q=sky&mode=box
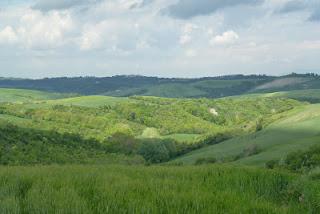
[0,0,319,78]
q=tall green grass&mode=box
[0,165,319,213]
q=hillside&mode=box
[173,104,320,166]
[0,88,320,213]
[0,92,301,143]
[0,74,319,99]
[0,88,71,103]
[0,123,142,165]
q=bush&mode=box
[265,160,278,169]
[137,140,170,163]
[105,132,138,155]
[195,157,217,165]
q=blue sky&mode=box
[0,0,319,78]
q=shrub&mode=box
[105,132,138,155]
[195,157,217,165]
[137,140,170,163]
[265,160,278,169]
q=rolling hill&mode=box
[0,88,71,103]
[0,91,301,142]
[1,73,319,99]
[173,104,320,166]
[0,86,320,213]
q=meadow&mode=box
[0,165,319,214]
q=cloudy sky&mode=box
[0,0,319,78]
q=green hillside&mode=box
[0,165,319,213]
[0,88,70,103]
[1,74,319,99]
[0,123,143,165]
[0,87,320,213]
[268,89,320,103]
[0,95,301,142]
[173,104,320,166]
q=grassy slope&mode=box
[0,88,69,103]
[0,165,319,213]
[267,89,320,103]
[174,104,320,166]
[251,76,320,93]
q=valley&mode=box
[0,76,320,213]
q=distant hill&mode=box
[0,74,270,98]
[3,73,319,98]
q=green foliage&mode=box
[137,139,177,163]
[195,157,217,165]
[282,145,320,172]
[0,124,144,165]
[0,95,300,144]
[266,160,279,169]
[104,132,138,155]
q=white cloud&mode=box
[0,26,18,44]
[185,49,197,57]
[210,30,239,45]
[0,0,319,78]
[79,19,140,51]
[179,34,191,45]
[17,10,74,49]
[179,23,198,45]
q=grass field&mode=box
[0,88,70,103]
[0,165,319,213]
[173,104,320,166]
